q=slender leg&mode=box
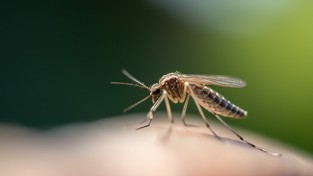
[181,94,190,126]
[136,92,166,130]
[194,100,220,138]
[185,83,220,138]
[180,83,196,126]
[136,118,152,130]
[164,91,173,123]
[212,113,281,156]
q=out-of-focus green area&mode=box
[1,1,313,154]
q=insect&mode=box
[112,69,281,156]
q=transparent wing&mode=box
[180,74,246,88]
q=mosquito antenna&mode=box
[123,94,151,112]
[111,82,148,90]
[121,69,150,90]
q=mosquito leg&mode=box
[213,113,281,156]
[138,117,149,125]
[164,91,173,124]
[194,101,221,138]
[181,94,190,126]
[136,118,152,130]
[214,113,251,144]
[181,83,196,127]
[185,83,220,138]
[136,92,166,130]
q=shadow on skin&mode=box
[0,113,312,176]
[147,124,279,156]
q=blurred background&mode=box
[1,0,313,155]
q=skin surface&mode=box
[0,113,312,176]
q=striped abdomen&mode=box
[190,84,247,118]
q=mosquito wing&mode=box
[180,74,246,88]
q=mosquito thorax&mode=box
[159,73,179,84]
[160,74,183,91]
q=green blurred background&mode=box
[1,1,313,154]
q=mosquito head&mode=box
[150,83,162,103]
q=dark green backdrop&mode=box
[1,1,313,155]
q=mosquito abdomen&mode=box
[191,84,247,118]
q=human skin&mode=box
[0,113,312,176]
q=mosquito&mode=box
[111,69,281,156]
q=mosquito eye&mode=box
[152,88,161,95]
